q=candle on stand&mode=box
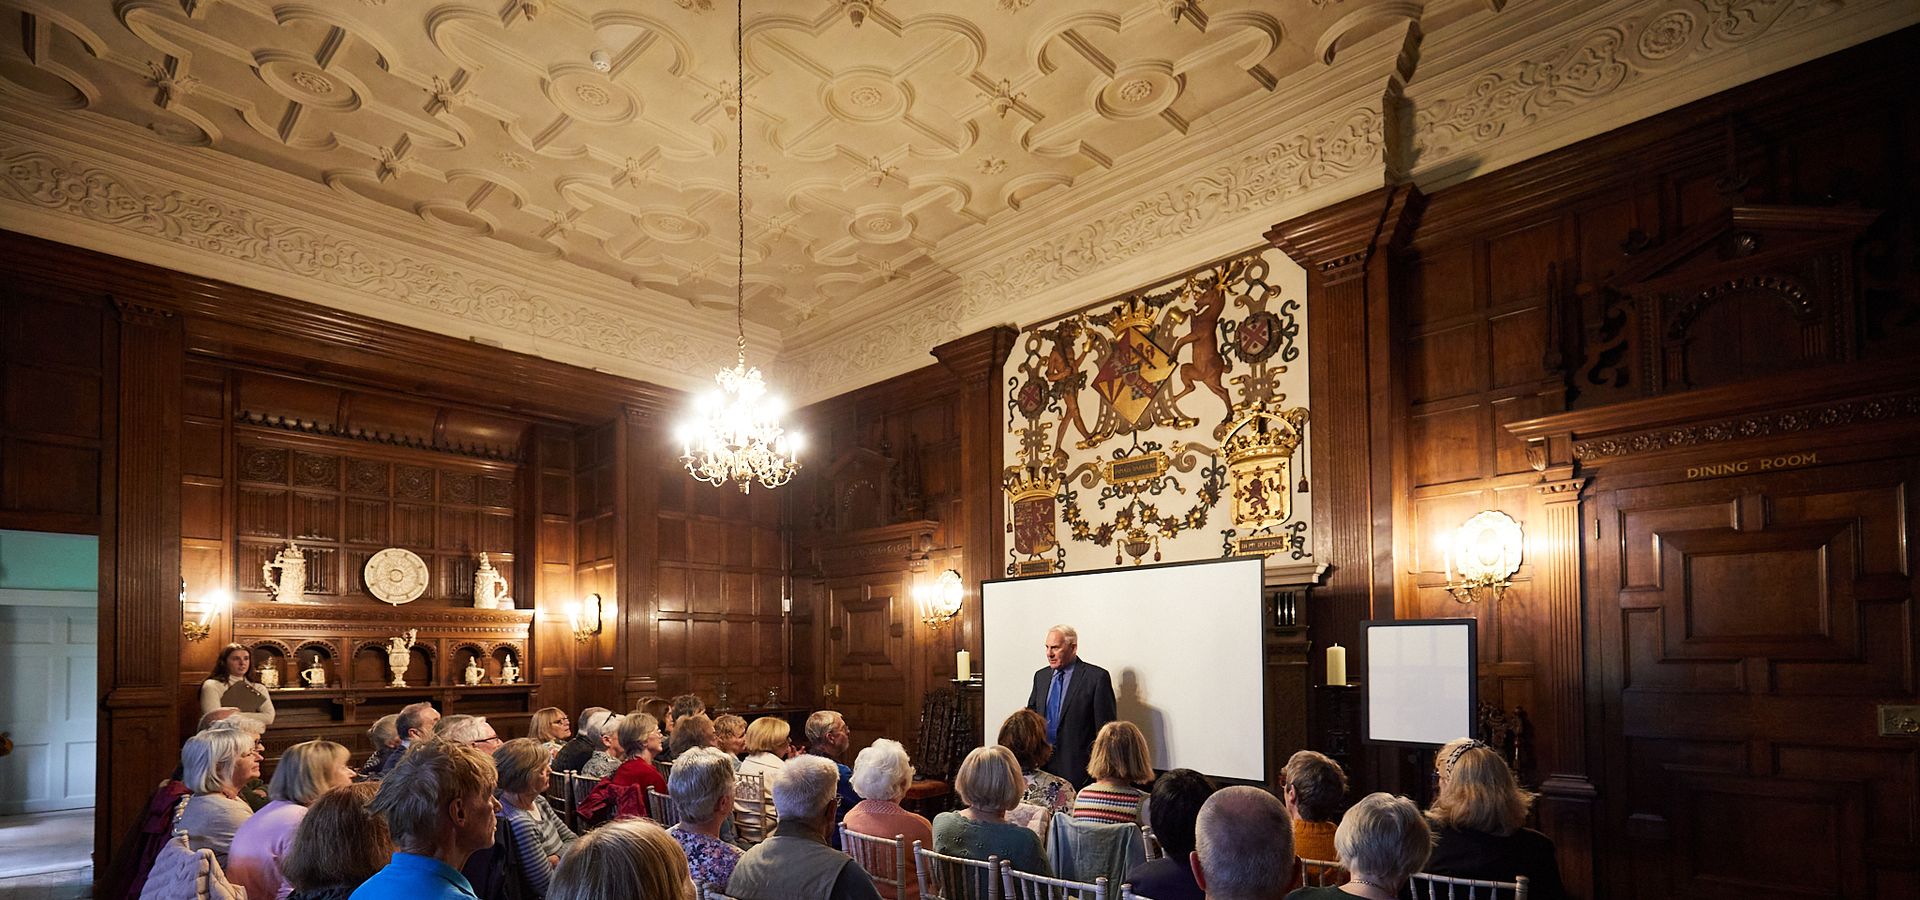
[1326,643,1347,687]
[956,649,972,681]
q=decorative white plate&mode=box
[364,548,430,606]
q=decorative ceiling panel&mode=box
[0,0,1324,327]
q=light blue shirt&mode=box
[349,852,479,900]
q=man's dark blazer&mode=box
[1026,659,1117,789]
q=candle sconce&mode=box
[915,569,965,629]
[182,585,230,642]
[1443,511,1524,605]
[569,592,612,643]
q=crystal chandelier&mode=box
[677,0,800,493]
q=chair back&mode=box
[1300,857,1348,887]
[1045,812,1145,887]
[1117,886,1155,900]
[1407,872,1531,899]
[646,787,681,825]
[999,859,1106,900]
[913,841,1000,900]
[698,883,742,900]
[1138,826,1161,860]
[732,772,770,845]
[841,826,911,898]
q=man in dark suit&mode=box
[1026,624,1117,788]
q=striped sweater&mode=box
[1070,784,1148,825]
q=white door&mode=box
[0,598,97,814]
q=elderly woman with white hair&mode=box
[228,739,355,900]
[177,726,262,866]
[842,738,933,895]
[665,747,744,888]
[1283,792,1431,900]
[726,754,883,900]
[932,745,1049,887]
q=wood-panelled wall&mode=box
[1269,27,1920,900]
[0,230,786,882]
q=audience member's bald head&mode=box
[197,707,240,731]
[1192,785,1294,900]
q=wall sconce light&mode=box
[183,586,231,641]
[1444,511,1524,604]
[569,593,611,643]
[916,569,965,629]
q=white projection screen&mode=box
[981,557,1266,782]
[1363,619,1478,748]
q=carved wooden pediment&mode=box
[1575,204,1882,400]
[810,520,943,577]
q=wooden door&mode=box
[821,573,913,750]
[1593,458,1920,898]
[0,600,98,814]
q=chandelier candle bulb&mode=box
[957,649,971,681]
[1326,643,1347,687]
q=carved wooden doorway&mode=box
[820,571,913,749]
[1591,456,1919,898]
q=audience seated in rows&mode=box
[736,716,792,839]
[547,819,694,900]
[493,737,578,895]
[1424,738,1565,899]
[1194,785,1296,900]
[179,726,263,867]
[1284,792,1428,900]
[283,783,391,900]
[665,747,744,887]
[1283,750,1350,882]
[728,754,882,900]
[359,715,402,780]
[228,739,354,900]
[1125,768,1216,900]
[932,745,1049,884]
[355,740,498,900]
[804,710,862,842]
[528,708,571,759]
[1071,720,1154,825]
[843,738,933,899]
[577,709,625,780]
[551,706,609,773]
[668,713,716,760]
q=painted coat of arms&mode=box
[1003,250,1311,573]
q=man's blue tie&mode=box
[1045,668,1065,744]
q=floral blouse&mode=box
[668,824,742,888]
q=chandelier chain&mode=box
[735,0,745,363]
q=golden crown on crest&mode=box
[1221,400,1310,467]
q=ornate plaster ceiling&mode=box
[0,0,1912,400]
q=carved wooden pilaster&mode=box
[1267,185,1423,789]
[1533,472,1597,900]
[931,326,1017,667]
[101,296,185,875]
[618,404,662,706]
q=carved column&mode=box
[100,297,184,875]
[1267,185,1424,790]
[1521,430,1597,899]
[932,326,1017,670]
[617,403,664,707]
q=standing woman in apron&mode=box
[201,642,277,727]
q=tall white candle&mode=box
[1326,643,1347,687]
[956,649,972,681]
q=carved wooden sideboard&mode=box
[232,601,535,760]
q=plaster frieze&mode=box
[0,112,767,393]
[1407,0,1919,187]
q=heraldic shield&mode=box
[1005,463,1061,558]
[1230,460,1292,532]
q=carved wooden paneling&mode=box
[1593,459,1917,899]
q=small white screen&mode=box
[1364,621,1475,746]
